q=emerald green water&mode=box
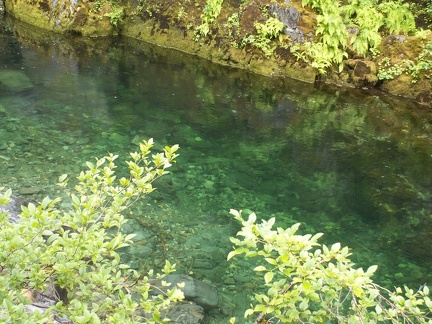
[1,19,432,322]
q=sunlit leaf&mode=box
[264,272,274,284]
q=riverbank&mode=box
[2,0,432,106]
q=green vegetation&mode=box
[295,0,416,73]
[223,4,286,56]
[1,140,432,322]
[195,0,224,39]
[189,0,422,77]
[378,41,432,82]
[228,209,432,323]
[427,2,432,27]
[243,17,285,56]
[0,139,182,323]
[4,0,432,96]
[105,6,125,27]
[89,0,125,28]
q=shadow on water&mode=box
[1,15,432,322]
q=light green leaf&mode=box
[264,258,278,266]
[366,265,378,276]
[264,272,274,284]
[244,309,254,318]
[71,194,80,206]
[227,250,241,260]
[299,299,308,311]
[375,304,382,315]
[247,212,257,224]
[86,161,94,170]
[331,242,341,252]
[124,233,136,242]
[41,196,52,209]
[353,286,363,297]
[302,281,312,291]
[58,174,68,183]
[42,230,54,236]
[27,203,36,214]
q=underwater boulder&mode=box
[0,69,33,91]
[152,274,219,310]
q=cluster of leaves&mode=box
[427,1,432,27]
[228,209,432,323]
[224,13,240,38]
[105,6,126,27]
[3,139,432,323]
[195,0,225,39]
[378,41,432,82]
[242,17,285,56]
[294,0,416,73]
[89,0,125,27]
[0,139,182,323]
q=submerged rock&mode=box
[0,70,33,91]
[153,274,219,310]
[18,186,41,195]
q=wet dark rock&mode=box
[345,59,378,87]
[0,195,34,223]
[385,35,407,44]
[162,302,205,324]
[416,91,432,105]
[269,3,304,42]
[193,260,214,269]
[23,278,71,323]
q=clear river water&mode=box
[1,17,431,323]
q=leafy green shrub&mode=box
[426,2,432,28]
[195,0,224,39]
[0,139,182,323]
[292,41,344,74]
[298,0,416,73]
[377,57,405,80]
[378,1,416,35]
[344,5,383,56]
[104,6,125,27]
[89,0,125,27]
[252,17,285,56]
[378,42,432,82]
[228,209,432,323]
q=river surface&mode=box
[1,18,432,322]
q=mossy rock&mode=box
[377,35,432,104]
[5,0,114,36]
[0,70,33,91]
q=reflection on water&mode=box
[1,18,432,322]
